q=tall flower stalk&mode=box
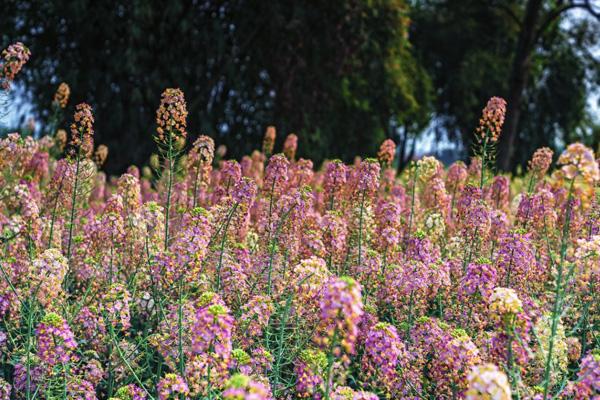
[474,96,506,189]
[355,159,379,267]
[542,143,599,399]
[65,103,95,262]
[315,277,363,400]
[155,88,188,250]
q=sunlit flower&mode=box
[36,312,77,367]
[294,348,326,398]
[377,139,396,168]
[53,82,71,108]
[489,287,522,317]
[475,97,507,143]
[94,144,109,167]
[557,143,599,183]
[69,103,95,157]
[1,42,30,90]
[465,363,511,400]
[315,276,363,358]
[262,125,276,156]
[528,147,553,179]
[155,88,188,144]
[283,133,298,161]
[157,373,189,400]
[222,374,272,400]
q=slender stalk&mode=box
[192,160,202,209]
[357,189,366,268]
[215,202,239,291]
[506,317,516,396]
[449,187,457,221]
[66,129,84,261]
[61,361,68,399]
[406,164,419,244]
[164,135,174,250]
[579,279,595,359]
[504,246,517,287]
[405,290,415,342]
[47,173,66,249]
[25,301,35,400]
[266,204,296,295]
[542,179,575,399]
[323,328,339,400]
[266,178,276,244]
[177,278,185,377]
[47,103,60,137]
[479,138,487,190]
[271,292,294,386]
[106,319,155,399]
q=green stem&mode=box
[504,246,517,287]
[542,179,575,399]
[25,301,35,400]
[66,129,84,262]
[177,278,185,377]
[506,318,516,394]
[266,204,296,295]
[215,202,239,291]
[271,292,294,385]
[192,161,202,209]
[324,328,339,400]
[47,172,66,249]
[479,138,487,190]
[357,189,366,268]
[406,164,419,243]
[164,135,174,250]
[405,290,415,342]
[266,178,276,244]
[106,319,155,399]
[579,279,594,359]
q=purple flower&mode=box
[157,373,189,400]
[316,277,363,358]
[36,312,77,367]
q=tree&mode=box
[498,0,600,170]
[410,0,599,170]
[1,0,432,173]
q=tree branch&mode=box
[536,0,600,43]
[490,2,523,28]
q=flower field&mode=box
[1,43,600,400]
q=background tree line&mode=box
[1,0,599,174]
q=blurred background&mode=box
[1,0,599,174]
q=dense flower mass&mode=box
[475,96,507,143]
[222,374,272,400]
[316,276,363,358]
[489,287,523,317]
[36,312,77,367]
[69,102,95,156]
[0,42,30,90]
[53,82,71,109]
[377,139,396,168]
[157,373,189,399]
[465,363,511,400]
[558,142,599,183]
[0,90,598,399]
[155,88,188,143]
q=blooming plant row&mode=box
[0,42,599,400]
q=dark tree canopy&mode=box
[410,0,600,169]
[1,0,432,174]
[2,0,599,173]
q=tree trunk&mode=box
[499,0,544,171]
